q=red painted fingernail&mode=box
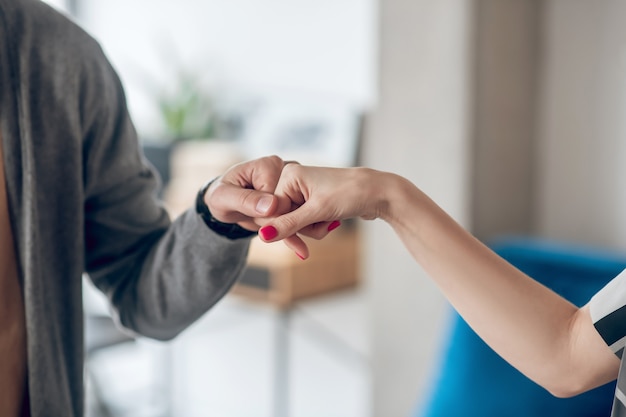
[327,220,341,232]
[259,225,278,241]
[295,252,306,260]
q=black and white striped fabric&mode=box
[591,269,626,416]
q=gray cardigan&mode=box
[0,1,250,415]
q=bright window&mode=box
[40,0,70,14]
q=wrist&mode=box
[196,179,258,240]
[378,172,423,227]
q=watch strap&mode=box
[196,178,258,240]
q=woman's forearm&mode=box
[258,165,619,395]
[379,172,619,396]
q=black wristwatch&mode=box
[196,178,258,240]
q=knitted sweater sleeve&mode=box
[78,28,250,341]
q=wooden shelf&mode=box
[234,227,361,308]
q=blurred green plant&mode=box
[157,71,220,142]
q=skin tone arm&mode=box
[256,164,620,397]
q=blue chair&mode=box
[417,236,626,417]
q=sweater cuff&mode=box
[195,179,258,240]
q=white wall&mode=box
[365,1,626,415]
[537,0,626,250]
[77,0,376,139]
[471,0,541,241]
[364,1,473,416]
[41,0,69,13]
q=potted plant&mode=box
[157,70,220,143]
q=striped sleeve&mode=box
[590,268,626,358]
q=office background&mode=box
[42,1,626,416]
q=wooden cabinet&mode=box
[234,227,361,308]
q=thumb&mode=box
[209,184,278,223]
[237,188,278,218]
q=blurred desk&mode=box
[234,227,361,417]
[235,227,360,307]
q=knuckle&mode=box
[282,162,301,178]
[264,155,284,168]
[279,215,300,233]
[238,189,255,209]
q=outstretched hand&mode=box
[205,157,394,259]
[255,164,392,258]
